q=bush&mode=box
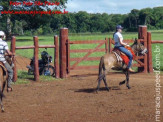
[156,20,163,29]
[37,27,43,35]
[126,27,137,32]
[42,25,53,35]
[148,25,157,30]
[24,30,32,36]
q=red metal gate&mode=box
[59,28,108,78]
[67,38,108,71]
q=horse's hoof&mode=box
[1,108,5,112]
[106,88,110,92]
[119,81,125,86]
[127,86,131,89]
[95,89,99,93]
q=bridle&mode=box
[131,41,147,56]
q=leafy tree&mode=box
[0,0,67,39]
[75,11,91,32]
[1,4,163,34]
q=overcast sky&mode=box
[66,0,163,14]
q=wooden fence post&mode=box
[59,28,68,78]
[67,39,70,74]
[147,32,153,73]
[105,38,108,53]
[54,35,60,78]
[11,36,17,82]
[34,36,39,81]
[109,38,112,53]
[138,25,148,73]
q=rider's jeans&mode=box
[115,46,133,68]
[4,62,13,88]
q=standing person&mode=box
[113,25,134,72]
[0,31,14,91]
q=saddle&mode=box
[112,47,136,65]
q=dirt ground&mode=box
[15,55,31,71]
[0,68,163,122]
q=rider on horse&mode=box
[0,31,14,91]
[113,25,135,72]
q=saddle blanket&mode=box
[112,47,136,65]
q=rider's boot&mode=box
[128,68,135,72]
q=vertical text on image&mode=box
[154,45,162,122]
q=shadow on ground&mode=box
[74,86,121,93]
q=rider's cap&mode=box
[116,25,123,30]
[0,31,5,36]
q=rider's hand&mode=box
[9,52,13,56]
[126,44,130,47]
[12,53,15,56]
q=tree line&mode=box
[0,4,163,35]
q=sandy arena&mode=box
[0,65,162,122]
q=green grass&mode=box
[15,70,32,84]
[7,30,163,83]
[14,70,60,84]
[9,32,139,63]
[148,29,163,33]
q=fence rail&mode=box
[11,26,163,80]
[151,40,163,44]
[11,35,60,82]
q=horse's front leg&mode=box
[0,82,6,112]
[126,70,131,89]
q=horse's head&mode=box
[131,39,148,55]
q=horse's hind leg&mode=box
[96,70,105,92]
[126,70,131,89]
[103,71,110,91]
[119,69,127,86]
[96,76,102,92]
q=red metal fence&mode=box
[11,26,163,80]
[59,28,108,78]
[60,25,162,78]
[11,35,59,81]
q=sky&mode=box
[66,0,163,14]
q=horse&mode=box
[0,55,13,112]
[96,39,148,92]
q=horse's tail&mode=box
[97,56,105,81]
